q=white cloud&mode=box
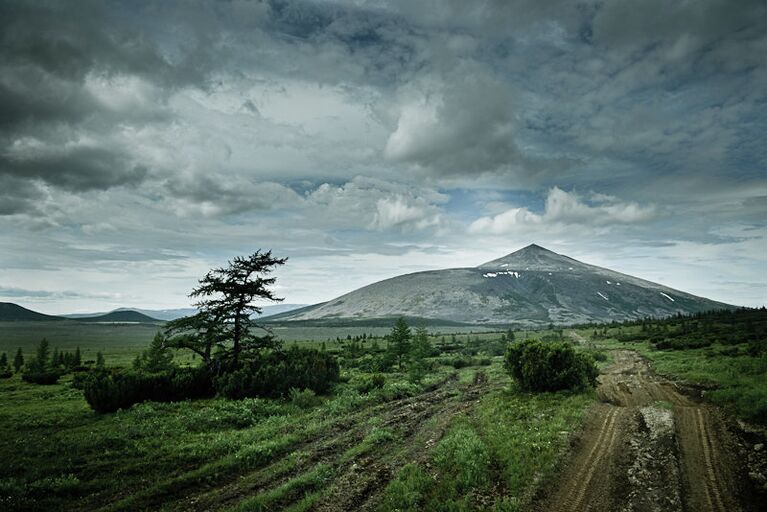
[306,176,447,232]
[468,187,657,235]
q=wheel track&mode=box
[533,350,752,512]
[695,407,728,512]
[568,407,620,511]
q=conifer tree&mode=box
[96,352,105,368]
[388,318,412,370]
[139,332,174,373]
[165,250,287,369]
[32,338,51,372]
[13,348,23,373]
[408,326,432,383]
[74,347,81,367]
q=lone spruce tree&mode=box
[388,317,412,370]
[165,250,287,369]
[13,348,23,373]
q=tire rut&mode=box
[173,376,465,511]
[533,350,754,512]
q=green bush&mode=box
[83,366,213,413]
[356,353,396,373]
[214,347,340,400]
[21,371,62,385]
[504,339,598,392]
[353,373,386,393]
[289,388,322,409]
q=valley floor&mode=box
[2,325,766,510]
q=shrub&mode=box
[21,371,61,385]
[357,353,395,373]
[83,366,213,413]
[504,339,598,392]
[214,347,340,400]
[289,388,322,409]
[354,373,386,393]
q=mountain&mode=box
[270,244,734,326]
[0,302,66,322]
[63,304,308,321]
[76,310,162,323]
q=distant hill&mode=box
[272,244,735,326]
[0,302,66,322]
[64,304,308,321]
[64,307,197,321]
[76,310,162,323]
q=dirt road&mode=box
[534,350,755,512]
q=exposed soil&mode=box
[169,373,496,511]
[532,350,762,512]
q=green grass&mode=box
[341,427,396,461]
[232,464,334,512]
[378,384,594,511]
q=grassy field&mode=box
[0,324,598,511]
[0,321,503,367]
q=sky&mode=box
[1,0,766,314]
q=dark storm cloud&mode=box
[0,175,45,215]
[1,147,148,192]
[0,0,215,196]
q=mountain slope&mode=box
[273,244,733,326]
[0,302,66,322]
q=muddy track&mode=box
[312,380,500,512]
[533,350,756,512]
[172,375,489,511]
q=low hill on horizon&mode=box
[76,310,162,324]
[270,244,735,326]
[0,302,67,322]
[63,303,308,321]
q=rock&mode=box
[754,443,764,452]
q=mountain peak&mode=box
[515,243,553,254]
[478,244,584,271]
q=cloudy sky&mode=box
[1,0,766,314]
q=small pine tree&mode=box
[408,326,433,383]
[13,348,24,373]
[0,353,8,370]
[388,318,412,370]
[51,347,60,368]
[506,329,515,342]
[96,352,105,368]
[74,347,81,367]
[33,338,51,372]
[140,332,174,373]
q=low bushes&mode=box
[83,366,213,413]
[215,347,340,400]
[504,339,598,392]
[353,373,386,394]
[21,371,62,385]
[82,347,340,413]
